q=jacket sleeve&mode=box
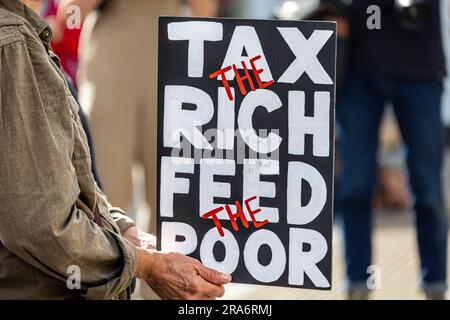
[0,37,136,300]
[95,184,137,235]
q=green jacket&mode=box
[0,0,137,300]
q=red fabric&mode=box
[43,0,82,86]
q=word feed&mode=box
[157,17,336,290]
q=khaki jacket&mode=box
[0,0,137,300]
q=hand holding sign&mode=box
[157,17,336,290]
[135,248,231,300]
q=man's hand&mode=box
[135,248,231,300]
[124,226,231,300]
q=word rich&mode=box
[157,17,336,290]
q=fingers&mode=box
[148,253,231,300]
[196,264,232,285]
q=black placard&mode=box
[157,17,336,290]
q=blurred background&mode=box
[22,0,450,300]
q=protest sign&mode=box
[157,17,336,290]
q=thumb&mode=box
[197,265,232,285]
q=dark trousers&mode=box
[336,73,449,293]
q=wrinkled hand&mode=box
[127,226,231,299]
[139,250,231,300]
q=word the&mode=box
[209,55,274,101]
[202,196,268,237]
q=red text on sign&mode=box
[209,55,275,101]
[201,196,269,237]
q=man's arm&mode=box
[99,183,231,300]
[105,204,232,300]
[0,36,136,300]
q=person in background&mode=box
[330,0,448,299]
